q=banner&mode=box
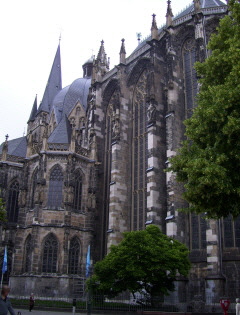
[86,245,91,278]
[2,246,7,274]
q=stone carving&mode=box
[112,116,120,139]
[18,189,26,207]
[147,100,156,123]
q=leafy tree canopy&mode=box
[169,0,240,218]
[87,225,190,299]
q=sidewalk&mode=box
[16,310,100,315]
[16,309,135,315]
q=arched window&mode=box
[68,237,80,274]
[47,165,64,209]
[42,234,58,273]
[7,180,19,223]
[30,169,38,209]
[25,235,32,272]
[223,215,240,248]
[190,214,207,250]
[73,171,82,211]
[183,38,198,117]
[132,70,148,231]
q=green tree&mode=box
[0,198,6,223]
[169,0,240,218]
[87,225,190,303]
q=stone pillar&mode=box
[107,141,128,248]
[146,107,165,229]
[205,219,225,301]
[165,31,187,243]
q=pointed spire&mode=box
[97,40,106,63]
[28,95,38,123]
[119,39,126,64]
[151,14,158,40]
[166,0,174,27]
[193,0,201,13]
[2,134,9,161]
[96,40,109,71]
[37,43,62,114]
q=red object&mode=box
[220,298,230,315]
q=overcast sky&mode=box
[0,0,214,142]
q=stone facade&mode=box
[0,0,239,304]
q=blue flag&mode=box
[86,245,91,278]
[2,247,7,274]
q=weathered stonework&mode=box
[1,0,238,304]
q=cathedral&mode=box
[0,0,239,304]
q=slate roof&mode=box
[0,136,27,158]
[130,0,227,56]
[62,78,91,114]
[176,0,226,18]
[51,77,91,124]
[48,115,72,144]
[37,44,62,114]
[52,86,70,123]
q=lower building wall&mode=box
[9,275,86,298]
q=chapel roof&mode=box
[0,136,27,158]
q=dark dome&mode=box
[52,77,91,123]
[83,56,94,65]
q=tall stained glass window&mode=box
[7,180,19,223]
[42,234,58,273]
[183,38,198,116]
[47,165,63,209]
[223,215,240,248]
[68,237,80,274]
[132,70,148,230]
[190,213,207,250]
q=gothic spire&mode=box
[119,39,126,64]
[166,0,173,27]
[97,40,106,63]
[151,14,158,40]
[37,43,62,114]
[96,40,109,70]
[28,94,38,123]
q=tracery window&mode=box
[42,234,58,273]
[47,165,64,209]
[190,213,207,250]
[30,169,38,209]
[183,38,198,117]
[223,215,240,248]
[68,237,80,274]
[25,234,32,272]
[7,180,19,223]
[132,70,148,230]
[73,171,82,211]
